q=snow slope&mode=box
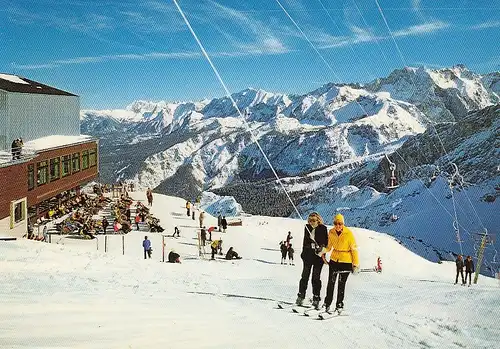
[1,192,498,349]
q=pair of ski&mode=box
[276,302,346,320]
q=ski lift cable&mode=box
[374,0,498,265]
[317,0,377,80]
[272,0,476,240]
[373,0,469,253]
[373,0,492,239]
[172,0,306,223]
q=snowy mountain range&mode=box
[81,65,500,274]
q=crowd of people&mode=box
[25,193,113,241]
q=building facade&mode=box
[0,74,98,238]
[0,73,80,151]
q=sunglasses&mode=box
[309,219,318,222]
[334,222,344,226]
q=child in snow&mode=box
[288,244,294,265]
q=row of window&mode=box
[28,148,97,190]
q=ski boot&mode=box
[335,302,344,315]
[295,295,304,306]
[312,296,321,310]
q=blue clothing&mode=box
[143,239,151,250]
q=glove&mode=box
[352,265,360,275]
[314,245,323,255]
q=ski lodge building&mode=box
[0,73,99,238]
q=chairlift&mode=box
[385,154,399,190]
[448,163,464,189]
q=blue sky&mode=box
[1,0,499,109]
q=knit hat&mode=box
[334,213,344,224]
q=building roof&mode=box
[25,135,96,152]
[0,135,97,166]
[0,73,77,96]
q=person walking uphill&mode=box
[143,236,152,259]
[322,213,359,314]
[296,212,328,310]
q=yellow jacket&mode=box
[211,240,221,249]
[325,226,359,266]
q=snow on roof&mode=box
[0,73,29,85]
[24,135,96,152]
[0,73,77,96]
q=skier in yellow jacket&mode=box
[321,213,359,314]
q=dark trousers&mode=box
[187,208,190,216]
[136,222,139,230]
[324,261,352,308]
[298,250,324,299]
[211,247,217,260]
[456,269,465,284]
[465,271,473,285]
[144,249,151,259]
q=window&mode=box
[28,164,34,190]
[61,155,71,177]
[37,161,48,186]
[49,157,60,182]
[89,148,97,167]
[72,153,80,173]
[82,150,89,170]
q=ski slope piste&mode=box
[0,192,498,349]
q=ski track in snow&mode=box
[0,192,498,349]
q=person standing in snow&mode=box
[288,244,295,265]
[322,213,359,313]
[200,226,207,246]
[146,188,153,206]
[464,255,474,286]
[296,212,328,309]
[285,231,293,248]
[42,224,49,243]
[217,213,222,232]
[102,217,109,234]
[280,241,288,264]
[143,236,152,259]
[135,214,141,231]
[455,254,465,285]
[376,256,382,273]
[221,216,228,233]
[199,211,205,228]
[186,201,191,217]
